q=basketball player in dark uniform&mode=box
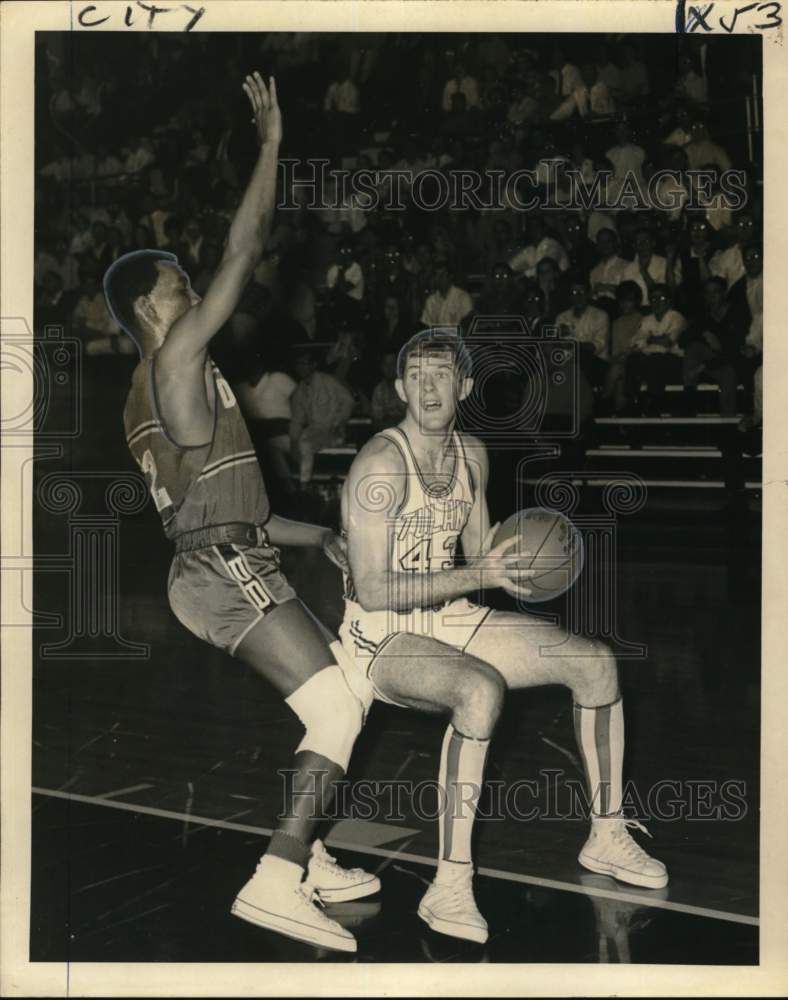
[340,328,668,944]
[104,75,379,953]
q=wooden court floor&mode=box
[30,469,761,964]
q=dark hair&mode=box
[103,249,177,353]
[616,279,643,304]
[567,270,589,290]
[705,275,728,293]
[396,328,473,380]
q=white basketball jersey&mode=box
[382,426,475,576]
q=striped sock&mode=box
[437,724,490,876]
[573,697,625,817]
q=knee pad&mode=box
[285,664,363,771]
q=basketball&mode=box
[493,507,584,602]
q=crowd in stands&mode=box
[34,31,763,493]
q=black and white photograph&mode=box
[1,1,787,995]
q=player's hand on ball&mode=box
[322,531,349,573]
[470,523,534,599]
[243,72,282,146]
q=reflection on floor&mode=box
[31,797,757,965]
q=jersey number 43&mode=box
[398,537,456,572]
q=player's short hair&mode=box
[103,249,177,353]
[396,328,473,381]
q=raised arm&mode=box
[158,73,282,370]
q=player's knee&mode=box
[573,639,619,701]
[453,664,505,737]
[285,664,363,772]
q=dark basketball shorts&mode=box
[168,542,297,655]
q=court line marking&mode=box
[96,783,154,800]
[31,787,758,928]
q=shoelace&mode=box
[298,881,335,921]
[609,819,653,861]
[312,844,364,880]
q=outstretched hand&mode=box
[243,72,282,147]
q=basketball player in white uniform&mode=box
[340,328,667,944]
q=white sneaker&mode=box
[417,867,488,944]
[231,866,357,953]
[306,839,381,903]
[578,816,668,889]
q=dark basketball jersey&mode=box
[124,354,270,539]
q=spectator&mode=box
[140,194,172,246]
[96,143,124,180]
[323,68,361,115]
[183,219,204,266]
[235,353,298,504]
[684,121,732,172]
[590,228,629,305]
[289,350,355,487]
[476,261,520,317]
[535,256,569,322]
[709,211,757,288]
[326,328,370,408]
[507,81,539,131]
[556,275,610,386]
[370,351,407,430]
[376,295,412,358]
[326,236,365,325]
[86,221,113,274]
[159,215,185,255]
[732,242,763,406]
[441,61,481,111]
[35,238,75,289]
[440,91,484,142]
[604,120,647,203]
[595,43,622,101]
[548,47,583,98]
[550,62,615,121]
[71,263,131,356]
[682,276,746,417]
[679,216,716,316]
[125,135,156,174]
[622,228,683,307]
[651,146,690,222]
[561,213,598,275]
[619,43,649,100]
[420,262,473,328]
[35,271,78,328]
[508,214,569,279]
[625,284,687,415]
[694,165,733,233]
[663,105,694,148]
[603,280,644,412]
[132,223,155,252]
[675,52,708,106]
